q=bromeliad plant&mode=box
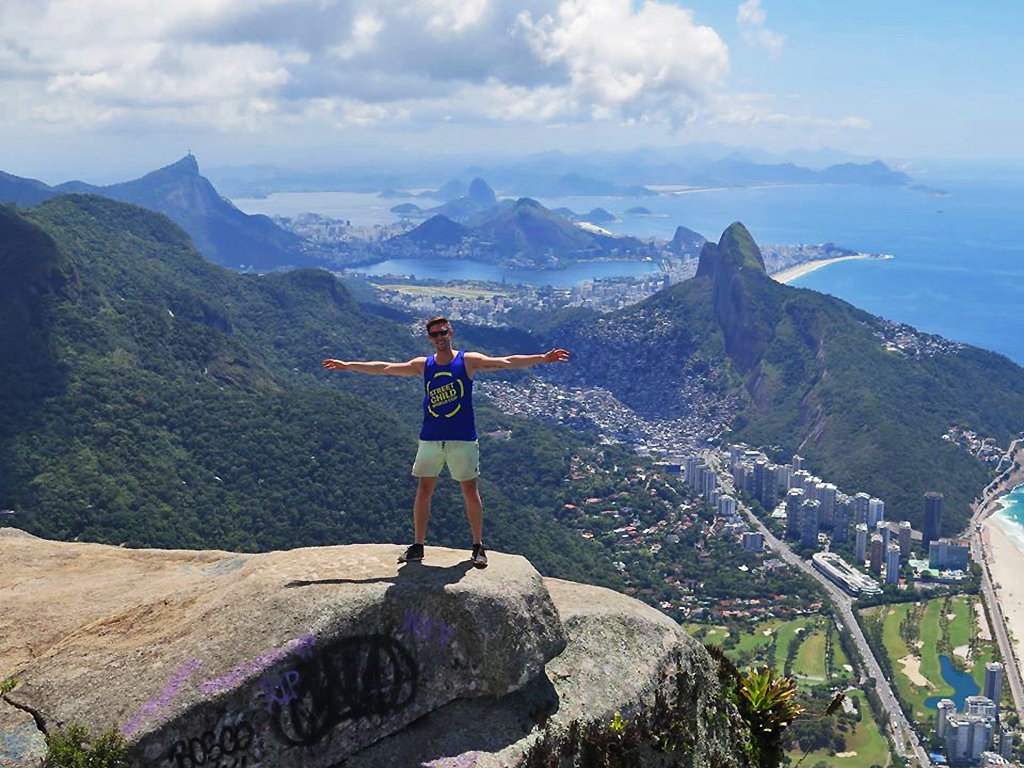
[738,665,804,768]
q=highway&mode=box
[706,451,932,767]
[969,438,1024,719]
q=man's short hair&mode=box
[425,316,449,332]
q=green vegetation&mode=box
[862,595,998,728]
[523,647,758,767]
[551,223,1024,531]
[793,689,891,768]
[0,197,617,585]
[738,665,804,768]
[44,723,129,768]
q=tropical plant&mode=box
[739,665,804,768]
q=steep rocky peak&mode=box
[696,221,766,280]
[696,222,775,374]
[467,177,497,207]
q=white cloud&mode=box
[736,0,784,57]
[0,0,730,134]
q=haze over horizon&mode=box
[3,0,1022,184]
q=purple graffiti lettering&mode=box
[257,668,302,712]
[121,658,202,736]
[402,608,454,649]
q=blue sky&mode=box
[2,0,1021,182]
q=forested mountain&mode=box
[393,197,642,265]
[0,196,617,584]
[0,156,310,270]
[544,223,1024,533]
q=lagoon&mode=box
[924,654,980,712]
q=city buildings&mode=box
[985,662,1005,709]
[886,543,901,584]
[811,552,882,596]
[924,491,944,550]
[855,523,869,563]
[743,531,764,552]
[899,520,913,558]
[930,538,971,571]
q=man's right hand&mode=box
[322,359,349,371]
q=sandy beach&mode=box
[978,439,1024,703]
[983,518,1024,666]
[771,254,887,284]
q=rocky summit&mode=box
[0,528,750,767]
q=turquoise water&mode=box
[924,655,980,711]
[993,484,1024,554]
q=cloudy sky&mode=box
[3,0,1022,181]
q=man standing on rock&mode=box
[323,316,570,568]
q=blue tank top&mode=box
[420,351,477,441]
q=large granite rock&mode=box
[0,529,564,767]
[1,529,752,768]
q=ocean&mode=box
[993,484,1024,553]
[234,172,1024,365]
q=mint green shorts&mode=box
[412,440,480,482]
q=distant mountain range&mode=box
[207,150,914,199]
[388,197,647,267]
[0,155,311,270]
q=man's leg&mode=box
[459,478,483,545]
[414,476,437,544]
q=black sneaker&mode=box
[399,543,424,564]
[471,543,488,569]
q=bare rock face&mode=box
[0,529,564,767]
[1,529,752,768]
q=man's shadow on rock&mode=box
[284,560,475,590]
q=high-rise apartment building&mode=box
[869,534,884,575]
[876,520,891,551]
[937,698,956,738]
[868,497,885,527]
[855,523,869,563]
[924,491,944,549]
[833,495,851,542]
[929,539,971,571]
[786,488,804,540]
[853,492,871,525]
[801,499,821,548]
[886,544,901,584]
[743,531,764,552]
[985,663,1004,707]
[899,520,913,558]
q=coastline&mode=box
[978,440,1024,704]
[771,254,889,284]
[984,512,1024,676]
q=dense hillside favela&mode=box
[2,156,1024,768]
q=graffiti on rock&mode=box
[199,635,315,695]
[122,658,203,737]
[269,634,418,747]
[401,608,454,649]
[166,719,255,768]
[257,669,302,713]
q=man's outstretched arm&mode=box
[464,349,570,376]
[321,357,426,376]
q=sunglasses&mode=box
[428,328,450,338]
